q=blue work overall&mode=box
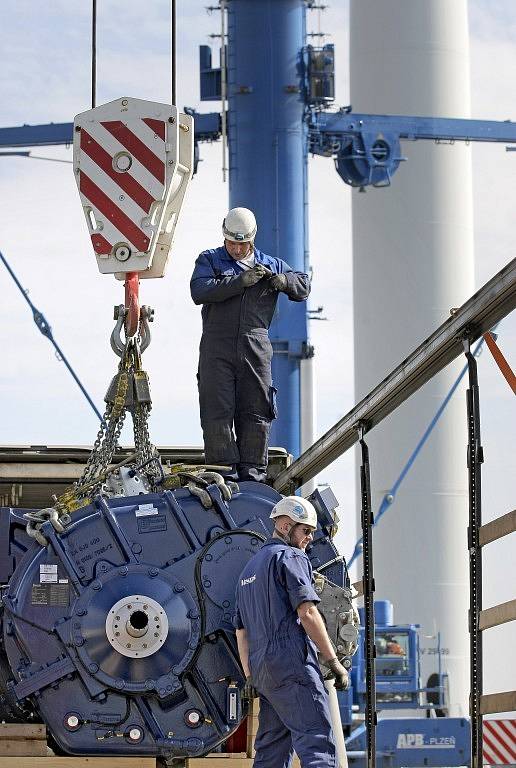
[234,538,336,768]
[190,246,310,482]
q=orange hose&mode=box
[483,332,516,395]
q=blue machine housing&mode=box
[0,482,346,759]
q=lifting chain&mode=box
[24,291,239,544]
[25,306,161,543]
[163,469,239,508]
[71,331,161,505]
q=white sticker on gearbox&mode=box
[40,564,58,583]
[40,564,58,573]
[135,504,159,517]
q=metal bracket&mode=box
[12,656,75,701]
[356,426,377,768]
[464,333,484,768]
[355,419,369,442]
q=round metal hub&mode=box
[112,151,132,173]
[105,594,168,659]
[72,563,201,694]
[114,243,131,261]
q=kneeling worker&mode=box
[190,207,310,482]
[234,496,348,767]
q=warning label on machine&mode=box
[137,514,167,534]
[31,582,69,606]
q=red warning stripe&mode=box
[101,120,165,183]
[484,730,509,764]
[495,722,516,759]
[485,721,516,761]
[90,233,113,256]
[81,129,155,213]
[80,173,150,252]
[484,746,498,766]
[142,118,166,141]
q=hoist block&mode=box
[73,97,194,279]
[0,483,348,760]
[335,131,403,187]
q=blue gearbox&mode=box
[0,482,346,760]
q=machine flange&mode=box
[72,563,200,697]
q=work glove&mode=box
[242,675,258,701]
[239,265,269,287]
[325,657,350,691]
[269,273,288,291]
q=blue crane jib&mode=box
[308,111,516,187]
[2,45,515,191]
[0,114,222,148]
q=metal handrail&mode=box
[274,257,516,493]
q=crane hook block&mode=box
[73,97,194,280]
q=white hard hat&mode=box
[270,496,318,529]
[222,207,257,243]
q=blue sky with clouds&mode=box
[1,1,514,699]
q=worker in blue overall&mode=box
[234,496,349,768]
[190,207,310,482]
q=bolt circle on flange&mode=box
[105,594,168,659]
[72,564,201,696]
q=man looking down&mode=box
[190,207,310,482]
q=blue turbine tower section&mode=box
[226,0,310,458]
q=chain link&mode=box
[55,333,161,518]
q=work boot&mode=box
[237,464,267,483]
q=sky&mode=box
[0,1,514,707]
